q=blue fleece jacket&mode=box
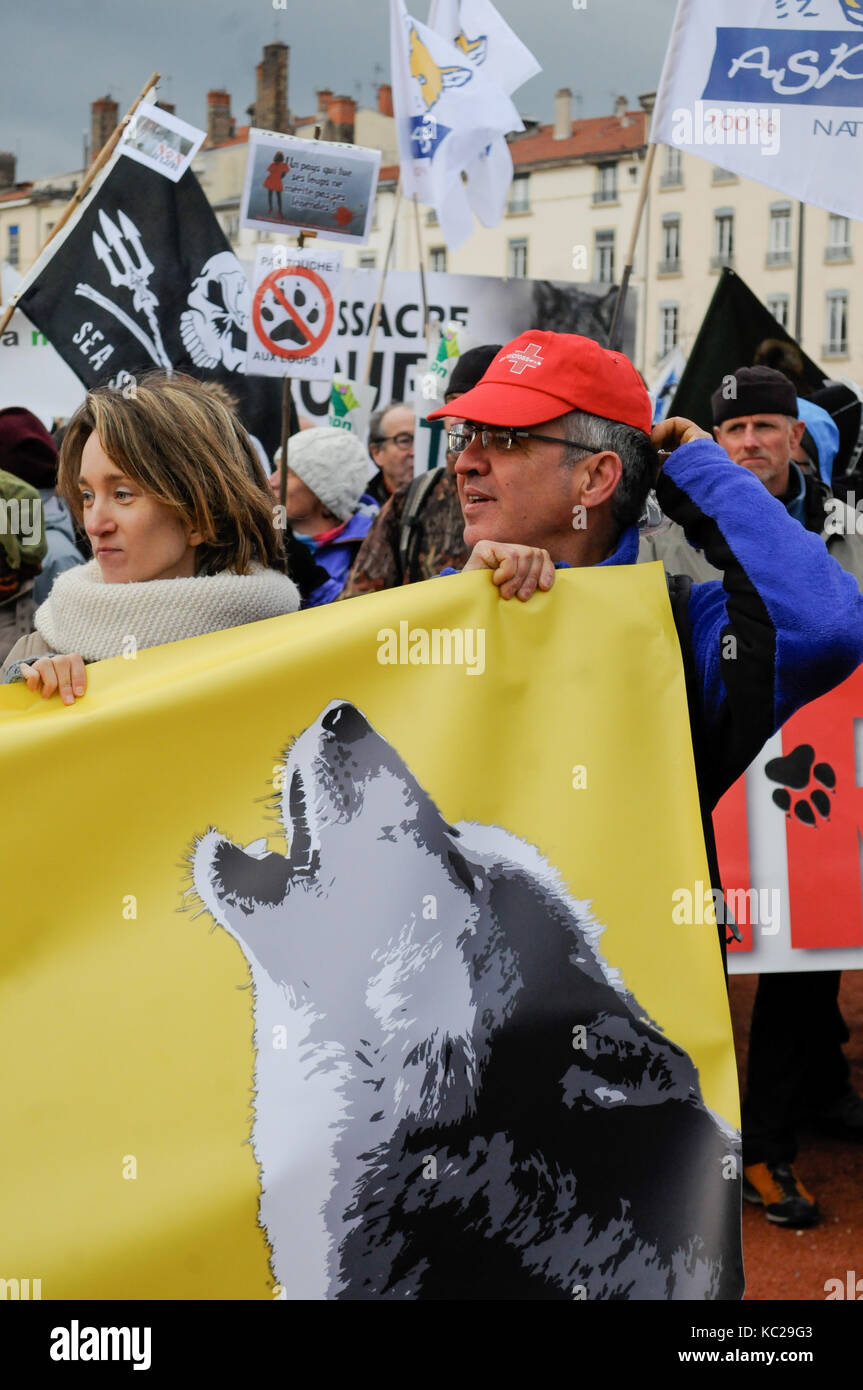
[305,497,378,607]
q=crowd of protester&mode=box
[2,325,862,1242]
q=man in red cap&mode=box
[427,328,863,938]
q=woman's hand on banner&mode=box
[20,654,87,704]
[652,417,712,458]
[462,542,556,601]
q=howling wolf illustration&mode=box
[192,701,742,1300]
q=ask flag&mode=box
[13,153,284,455]
[389,0,524,248]
[651,0,863,221]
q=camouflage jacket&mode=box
[341,467,468,596]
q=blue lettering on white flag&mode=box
[702,28,863,106]
[409,113,451,159]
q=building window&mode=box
[659,215,681,273]
[507,172,530,214]
[7,224,19,267]
[712,167,737,184]
[358,253,377,269]
[429,247,446,272]
[711,210,734,269]
[660,146,682,187]
[508,238,528,278]
[826,214,851,262]
[593,163,617,204]
[767,294,790,330]
[425,208,439,226]
[594,230,615,285]
[767,203,792,265]
[825,290,849,357]
[659,303,679,359]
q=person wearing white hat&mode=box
[270,427,379,605]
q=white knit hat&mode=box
[284,427,371,522]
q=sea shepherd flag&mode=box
[14,152,287,455]
[651,0,863,220]
[0,567,742,1299]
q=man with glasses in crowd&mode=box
[427,330,863,960]
[366,401,416,507]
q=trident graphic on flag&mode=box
[75,209,172,371]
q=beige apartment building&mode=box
[1,46,860,387]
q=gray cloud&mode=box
[1,0,678,180]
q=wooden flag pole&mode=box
[279,123,322,513]
[0,70,160,335]
[412,193,430,347]
[607,141,657,354]
[362,176,402,387]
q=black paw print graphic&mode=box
[764,744,836,826]
[260,284,321,347]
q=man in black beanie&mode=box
[641,363,863,1230]
[342,345,501,596]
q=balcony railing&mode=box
[823,340,848,357]
[710,252,735,269]
[712,169,738,183]
[766,249,792,266]
[506,199,530,215]
[659,172,683,188]
[592,188,617,205]
[658,257,681,274]
[825,244,852,262]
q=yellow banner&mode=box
[0,564,740,1300]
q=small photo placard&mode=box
[119,101,205,183]
[240,130,381,245]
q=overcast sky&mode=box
[2,0,679,181]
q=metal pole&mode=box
[608,141,657,353]
[795,200,805,344]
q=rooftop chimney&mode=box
[615,95,630,125]
[0,153,16,190]
[638,91,656,116]
[325,95,356,143]
[377,83,393,117]
[90,96,119,164]
[156,100,175,116]
[206,89,233,146]
[316,88,333,119]
[254,42,289,132]
[553,88,572,141]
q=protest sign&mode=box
[240,130,380,245]
[327,376,376,441]
[0,564,741,1299]
[119,101,205,184]
[716,665,863,974]
[294,269,635,422]
[0,309,85,428]
[246,244,342,380]
[652,0,863,222]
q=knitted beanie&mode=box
[0,407,58,489]
[711,366,798,426]
[285,427,370,521]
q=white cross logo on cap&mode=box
[503,343,544,375]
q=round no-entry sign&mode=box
[251,265,335,361]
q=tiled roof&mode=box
[379,164,399,183]
[510,111,648,167]
[0,184,34,203]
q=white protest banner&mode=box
[0,312,85,428]
[651,0,863,220]
[327,376,377,442]
[240,130,380,245]
[413,319,478,472]
[246,245,342,380]
[292,269,636,423]
[119,101,205,184]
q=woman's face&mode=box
[78,432,201,583]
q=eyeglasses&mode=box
[447,423,595,455]
[374,432,414,448]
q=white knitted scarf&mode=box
[35,560,300,662]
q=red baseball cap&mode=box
[426,330,652,435]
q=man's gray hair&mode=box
[560,409,658,530]
[368,400,407,447]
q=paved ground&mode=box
[729,971,863,1301]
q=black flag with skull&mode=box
[16,153,291,456]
